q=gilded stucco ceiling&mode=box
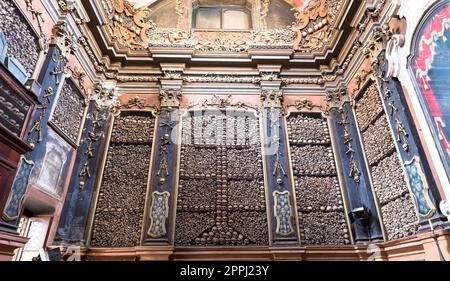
[94,0,349,56]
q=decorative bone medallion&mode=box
[148,191,170,238]
[273,191,294,236]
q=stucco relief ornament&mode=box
[160,89,182,107]
[104,0,155,49]
[51,22,77,58]
[250,29,296,48]
[290,0,328,50]
[195,32,249,52]
[58,0,76,14]
[90,83,117,109]
[261,90,284,108]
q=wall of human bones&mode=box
[0,0,448,259]
[354,81,417,241]
[175,110,269,246]
[85,89,427,248]
[287,112,350,245]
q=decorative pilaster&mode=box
[327,86,384,243]
[373,51,445,230]
[54,84,113,245]
[1,22,75,229]
[261,89,299,245]
[144,69,182,243]
[367,26,447,230]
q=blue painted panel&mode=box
[330,105,383,242]
[1,45,70,227]
[0,32,7,64]
[2,157,34,221]
[55,102,109,244]
[146,107,179,243]
[5,57,28,84]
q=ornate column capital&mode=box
[326,85,350,110]
[90,83,117,109]
[160,88,182,107]
[363,24,406,79]
[258,64,282,90]
[261,89,283,108]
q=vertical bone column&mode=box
[143,65,183,244]
[260,68,299,245]
[327,86,384,243]
[55,85,113,245]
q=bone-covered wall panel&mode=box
[362,116,396,166]
[90,112,155,247]
[0,0,40,76]
[381,194,418,240]
[372,154,410,205]
[175,111,269,246]
[287,113,350,245]
[355,83,384,132]
[50,78,86,144]
[355,81,418,241]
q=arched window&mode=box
[410,0,450,177]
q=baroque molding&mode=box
[160,88,182,107]
[51,21,77,58]
[285,98,324,112]
[261,90,283,109]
